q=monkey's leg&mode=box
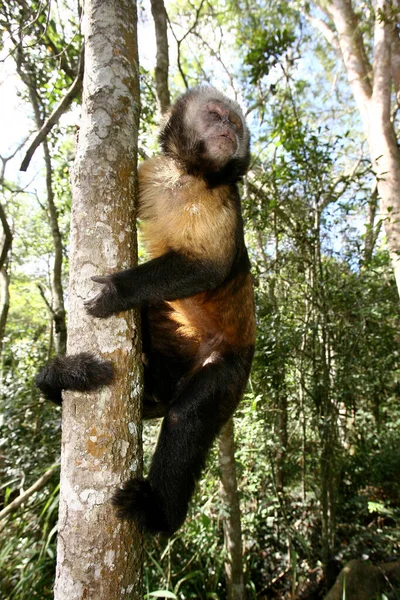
[112,356,245,535]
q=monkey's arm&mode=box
[85,250,228,318]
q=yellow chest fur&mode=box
[138,157,237,261]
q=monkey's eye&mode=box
[209,110,221,119]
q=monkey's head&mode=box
[159,86,250,184]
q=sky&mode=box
[0,0,158,188]
[0,0,371,261]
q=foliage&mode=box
[0,478,59,599]
[0,337,60,599]
[1,0,400,597]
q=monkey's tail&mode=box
[112,479,176,536]
[36,352,114,405]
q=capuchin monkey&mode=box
[36,85,255,536]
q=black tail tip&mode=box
[36,352,114,403]
[112,479,175,536]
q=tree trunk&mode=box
[0,203,12,272]
[0,209,11,358]
[218,419,245,600]
[275,392,288,497]
[150,0,170,115]
[42,138,67,355]
[363,185,381,264]
[54,0,142,597]
[312,0,400,296]
[15,51,68,356]
[0,267,10,357]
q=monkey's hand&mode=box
[84,276,129,318]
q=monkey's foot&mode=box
[112,479,173,536]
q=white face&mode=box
[184,88,249,167]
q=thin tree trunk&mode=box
[299,369,307,502]
[314,203,338,566]
[0,267,10,357]
[14,49,67,355]
[42,138,67,354]
[0,209,11,358]
[54,0,142,597]
[364,185,381,264]
[311,0,400,296]
[150,0,170,115]
[0,203,12,272]
[275,392,288,497]
[218,419,245,600]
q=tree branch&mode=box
[20,46,84,172]
[0,464,59,521]
[305,13,340,53]
[37,283,54,315]
[372,0,394,125]
[0,203,12,272]
[167,0,205,89]
[319,0,372,126]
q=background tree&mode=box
[305,0,400,297]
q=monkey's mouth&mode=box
[220,131,236,144]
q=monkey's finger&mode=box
[84,295,112,318]
[91,276,109,284]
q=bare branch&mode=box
[167,0,205,89]
[37,282,54,315]
[20,46,84,172]
[192,31,236,90]
[0,464,59,521]
[305,13,340,53]
[0,204,12,272]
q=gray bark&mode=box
[218,419,245,600]
[54,0,142,597]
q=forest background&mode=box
[0,0,399,598]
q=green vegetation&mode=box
[1,0,399,597]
